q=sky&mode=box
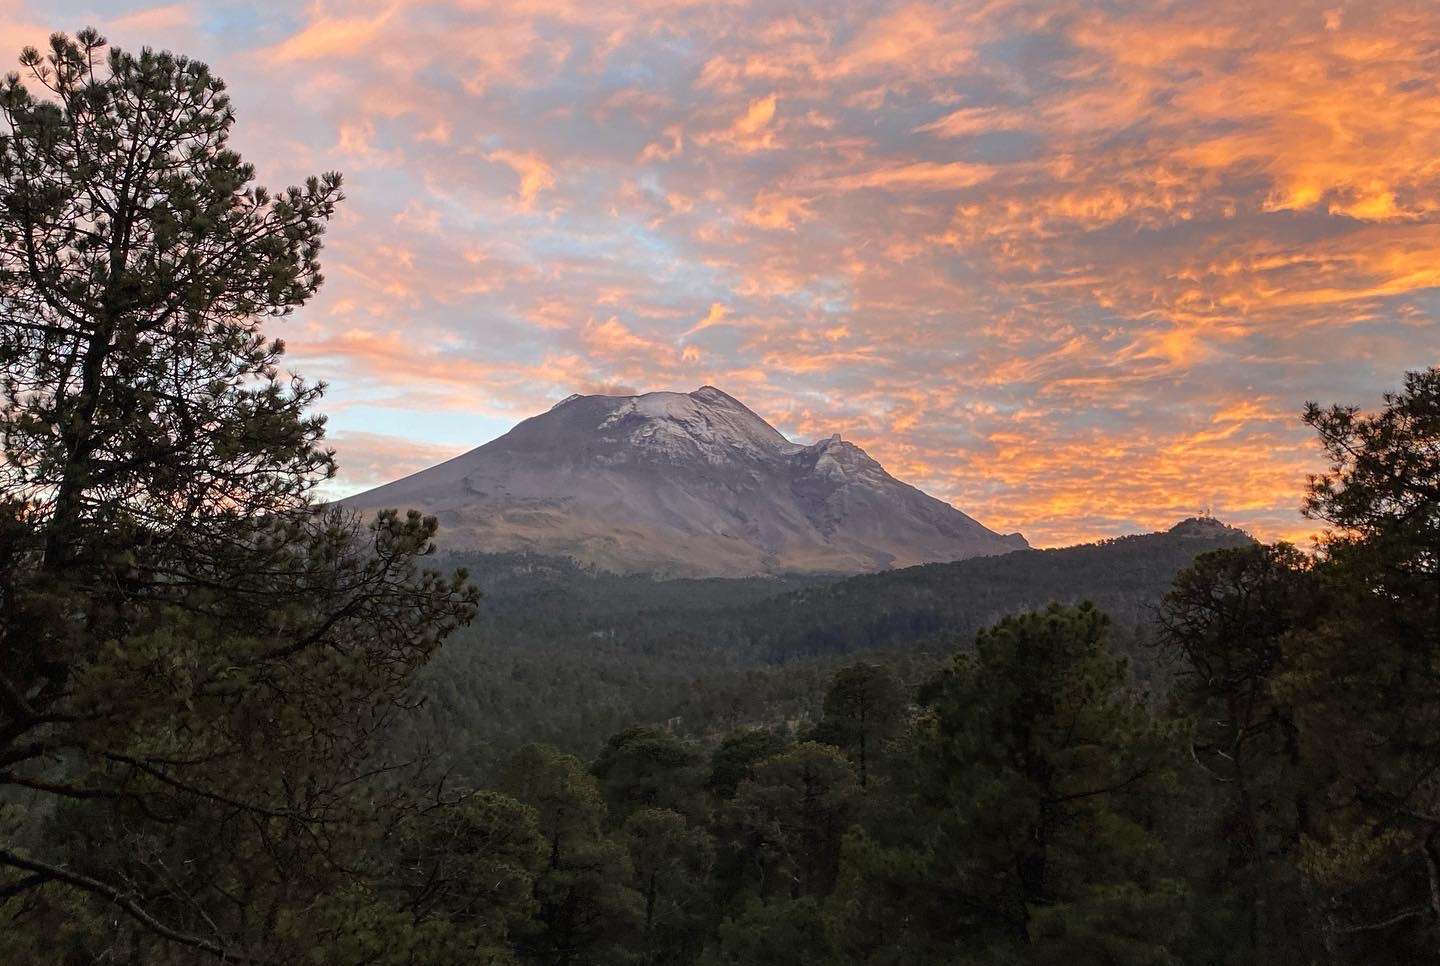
[4,1,1438,547]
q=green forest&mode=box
[4,29,1440,965]
[405,517,1251,779]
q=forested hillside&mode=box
[734,515,1254,661]
[405,517,1253,778]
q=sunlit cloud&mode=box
[702,92,779,152]
[264,6,397,62]
[109,2,192,32]
[487,149,557,211]
[12,0,1440,549]
[325,430,466,493]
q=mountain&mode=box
[341,386,1027,577]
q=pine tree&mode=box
[705,727,788,800]
[1274,368,1440,957]
[499,744,642,964]
[0,30,476,960]
[726,742,858,901]
[592,725,707,826]
[623,807,713,965]
[698,896,843,966]
[812,661,906,788]
[844,604,1185,963]
[1157,543,1322,961]
[310,791,547,965]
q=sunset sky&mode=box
[6,0,1438,547]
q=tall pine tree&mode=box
[0,30,476,961]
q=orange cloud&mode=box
[744,190,813,229]
[916,105,1023,138]
[325,430,465,494]
[111,3,195,33]
[825,160,993,192]
[703,92,780,151]
[831,2,974,80]
[265,6,399,62]
[685,302,730,336]
[487,149,557,211]
[59,0,1437,550]
[640,124,685,162]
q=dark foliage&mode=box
[0,29,477,962]
[403,519,1252,782]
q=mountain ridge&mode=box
[408,515,1255,775]
[341,386,1026,577]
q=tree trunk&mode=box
[42,320,113,571]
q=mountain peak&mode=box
[690,384,740,404]
[1168,516,1248,539]
[343,387,1026,577]
[582,387,797,464]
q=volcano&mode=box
[340,386,1027,577]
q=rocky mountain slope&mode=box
[341,386,1026,577]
